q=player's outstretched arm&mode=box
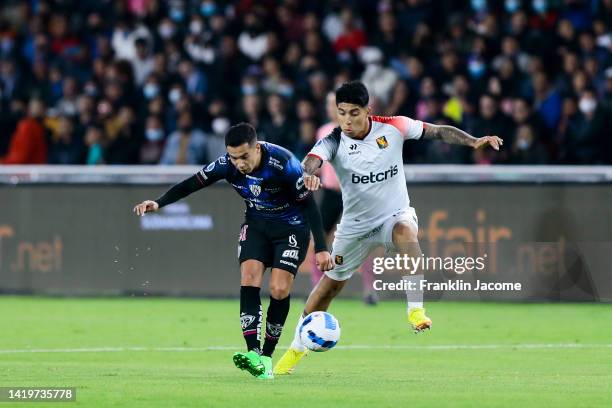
[422,123,503,151]
[301,155,323,191]
[133,175,204,216]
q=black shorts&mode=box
[238,218,310,275]
[320,188,343,234]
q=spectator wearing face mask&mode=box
[575,88,612,163]
[557,89,609,164]
[140,115,166,164]
[508,124,549,164]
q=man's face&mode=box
[227,142,260,174]
[336,102,370,138]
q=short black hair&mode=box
[335,81,369,107]
[225,122,257,147]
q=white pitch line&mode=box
[1,344,611,354]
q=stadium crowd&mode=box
[0,0,610,165]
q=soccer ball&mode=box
[299,311,341,352]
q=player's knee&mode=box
[240,269,261,286]
[393,221,418,242]
[269,282,291,299]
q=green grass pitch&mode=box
[0,297,611,407]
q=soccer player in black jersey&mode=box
[133,123,333,379]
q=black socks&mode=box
[240,286,290,357]
[262,295,290,357]
[240,286,262,354]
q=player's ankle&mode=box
[408,302,424,311]
[291,339,306,352]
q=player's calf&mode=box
[261,295,290,358]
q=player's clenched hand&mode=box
[473,135,503,151]
[316,251,334,271]
[133,200,159,216]
[304,174,321,191]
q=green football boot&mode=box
[232,350,265,377]
[257,355,274,380]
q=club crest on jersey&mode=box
[249,184,261,196]
[376,136,389,149]
[289,234,298,248]
[335,255,344,265]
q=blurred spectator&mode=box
[0,0,607,166]
[294,120,317,161]
[574,88,612,163]
[238,13,268,62]
[0,59,22,101]
[84,125,104,165]
[0,99,47,164]
[471,94,514,164]
[556,88,611,164]
[531,71,562,132]
[207,116,231,161]
[131,37,154,86]
[510,97,549,145]
[260,94,297,152]
[360,47,398,107]
[333,8,366,55]
[416,96,470,164]
[111,17,152,61]
[371,11,401,60]
[140,115,166,165]
[160,111,207,165]
[47,116,85,164]
[508,124,549,164]
[55,76,79,117]
[177,59,206,102]
[237,93,263,129]
[104,106,141,164]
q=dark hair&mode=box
[335,81,369,107]
[225,122,257,147]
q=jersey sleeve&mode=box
[195,155,229,187]
[308,127,341,161]
[283,155,311,202]
[373,115,425,140]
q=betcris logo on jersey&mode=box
[351,165,398,184]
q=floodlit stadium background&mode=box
[1,1,611,407]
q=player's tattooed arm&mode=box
[301,155,323,175]
[422,123,503,150]
[301,155,323,191]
